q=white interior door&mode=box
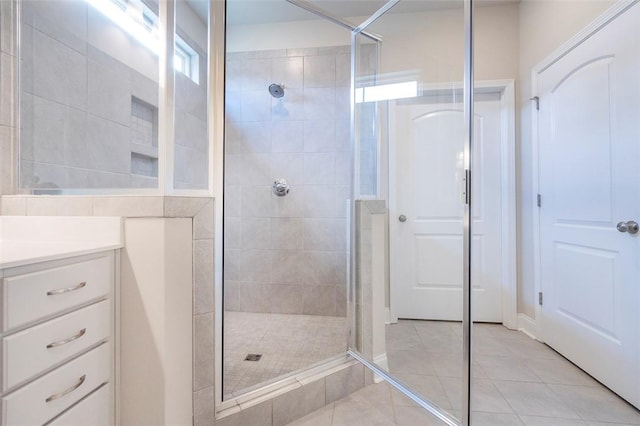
[537,3,640,408]
[390,94,503,322]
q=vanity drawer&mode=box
[2,343,110,426]
[2,301,111,391]
[2,254,113,331]
[48,383,111,426]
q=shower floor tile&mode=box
[223,311,348,398]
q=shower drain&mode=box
[244,354,262,361]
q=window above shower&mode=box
[17,0,214,194]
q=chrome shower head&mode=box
[269,83,285,98]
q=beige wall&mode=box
[368,4,519,82]
[227,19,350,52]
[228,4,520,82]
[517,0,615,317]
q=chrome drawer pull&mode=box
[47,281,87,296]
[45,375,86,403]
[46,328,86,349]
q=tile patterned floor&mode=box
[289,320,640,425]
[223,311,348,398]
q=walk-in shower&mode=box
[221,0,468,423]
[222,1,353,397]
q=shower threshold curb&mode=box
[215,353,359,420]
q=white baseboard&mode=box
[385,308,396,324]
[517,313,537,340]
[373,353,389,383]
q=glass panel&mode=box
[222,0,351,400]
[471,1,640,424]
[173,0,209,190]
[351,1,466,423]
[20,0,160,191]
[354,36,378,198]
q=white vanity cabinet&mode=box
[0,250,118,426]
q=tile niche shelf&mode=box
[130,96,158,182]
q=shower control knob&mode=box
[398,214,407,222]
[272,178,290,197]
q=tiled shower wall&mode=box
[223,46,351,317]
[173,0,210,190]
[0,0,16,195]
[17,0,208,191]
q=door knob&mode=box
[398,215,407,222]
[617,221,639,235]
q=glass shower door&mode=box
[221,0,354,401]
[349,1,472,424]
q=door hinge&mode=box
[538,292,543,306]
[530,96,540,111]
[537,193,541,207]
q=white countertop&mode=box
[0,216,124,269]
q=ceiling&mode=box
[226,0,518,26]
